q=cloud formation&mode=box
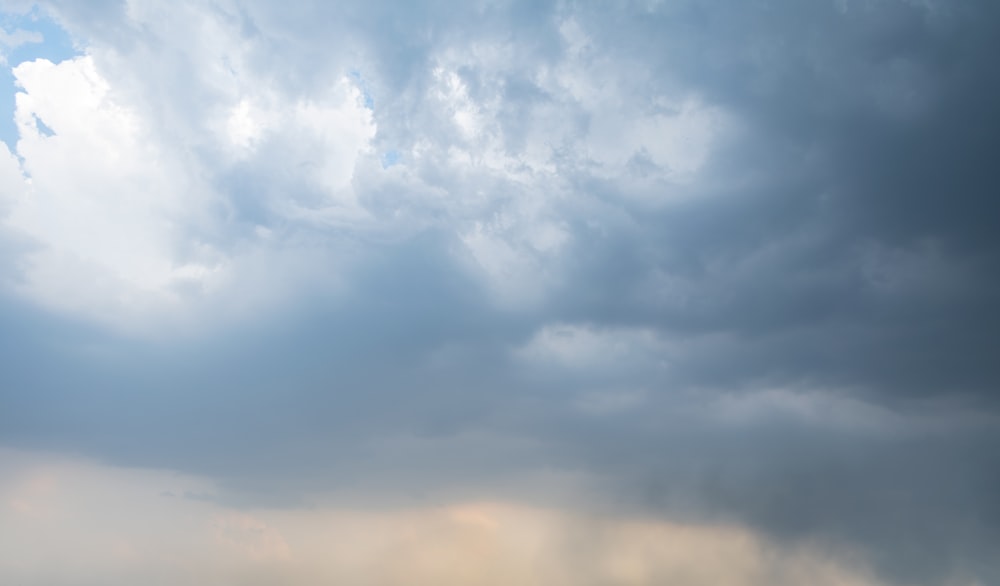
[0,0,998,584]
[1,449,891,586]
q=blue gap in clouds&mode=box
[348,68,402,170]
[348,69,375,109]
[381,149,400,168]
[0,6,79,150]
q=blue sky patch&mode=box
[0,5,79,149]
[348,69,375,109]
[380,149,400,168]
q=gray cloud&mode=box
[1,0,999,583]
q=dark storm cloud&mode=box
[2,0,999,584]
[519,0,1000,401]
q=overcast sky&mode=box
[0,1,998,584]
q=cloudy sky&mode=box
[0,0,998,584]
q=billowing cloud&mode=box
[0,1,998,584]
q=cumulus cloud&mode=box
[0,0,998,584]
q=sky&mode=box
[0,0,998,584]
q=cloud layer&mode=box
[1,449,892,586]
[1,1,999,584]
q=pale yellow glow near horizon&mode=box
[0,449,887,586]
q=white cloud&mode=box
[515,324,668,371]
[0,142,25,214]
[0,0,740,331]
[4,56,223,326]
[0,27,41,58]
[0,18,376,331]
